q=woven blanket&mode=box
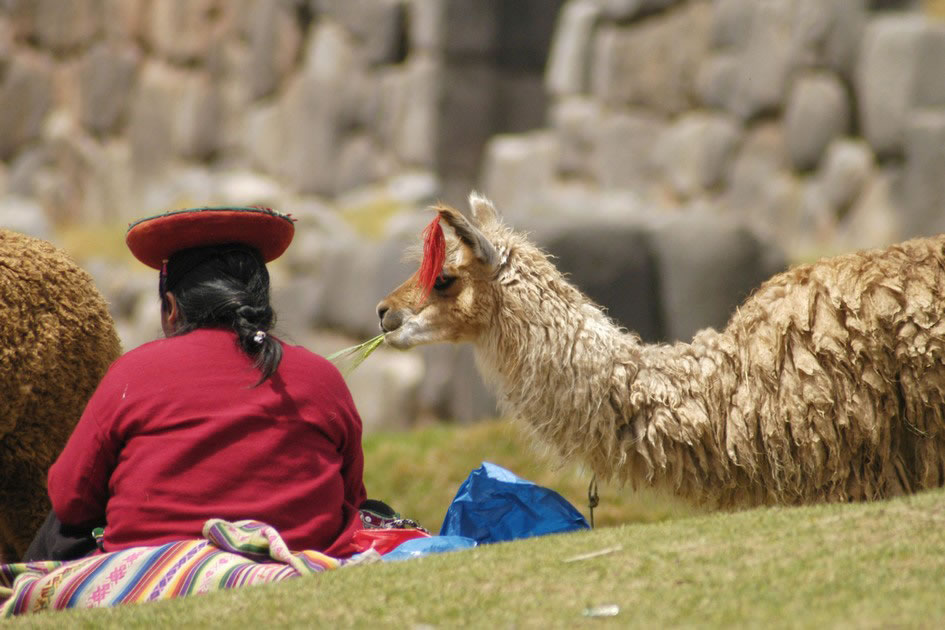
[0,519,379,617]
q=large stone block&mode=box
[127,62,181,175]
[856,14,929,158]
[418,344,497,423]
[816,138,875,214]
[549,96,601,177]
[436,62,498,177]
[295,222,424,339]
[694,53,739,111]
[650,212,786,342]
[653,111,742,200]
[0,196,51,240]
[545,0,600,97]
[479,132,557,221]
[493,71,547,135]
[441,0,499,58]
[79,138,136,224]
[835,167,901,251]
[386,57,440,168]
[591,110,665,193]
[789,0,867,81]
[407,0,445,51]
[728,0,793,120]
[302,20,360,81]
[281,74,344,195]
[723,123,797,239]
[709,0,754,50]
[317,0,407,65]
[103,0,148,43]
[532,217,665,342]
[0,53,53,160]
[147,0,228,64]
[78,43,140,136]
[336,134,390,192]
[590,2,712,115]
[245,0,303,100]
[174,73,223,161]
[126,62,222,168]
[243,101,287,178]
[784,72,851,171]
[34,0,102,53]
[912,22,945,109]
[902,111,945,238]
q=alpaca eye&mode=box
[433,274,456,291]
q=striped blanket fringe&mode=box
[0,519,380,616]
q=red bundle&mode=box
[416,214,445,302]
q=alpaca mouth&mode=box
[381,321,420,350]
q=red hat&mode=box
[126,206,296,270]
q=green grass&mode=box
[8,422,945,628]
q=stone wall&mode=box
[0,0,560,237]
[485,0,945,263]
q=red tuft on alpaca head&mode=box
[415,215,445,302]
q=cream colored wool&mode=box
[378,193,945,509]
[0,230,122,560]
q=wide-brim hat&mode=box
[126,206,296,269]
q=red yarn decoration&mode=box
[416,215,445,302]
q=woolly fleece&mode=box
[0,229,121,560]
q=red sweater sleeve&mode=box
[48,371,121,527]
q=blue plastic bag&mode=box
[382,535,478,562]
[439,462,590,544]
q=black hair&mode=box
[162,244,282,384]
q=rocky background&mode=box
[2,0,944,431]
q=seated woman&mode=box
[29,206,368,559]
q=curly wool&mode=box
[471,225,945,508]
[0,230,122,560]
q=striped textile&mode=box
[0,519,379,617]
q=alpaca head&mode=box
[377,192,519,350]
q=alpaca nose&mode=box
[377,303,401,333]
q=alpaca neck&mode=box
[473,271,645,470]
[474,268,739,499]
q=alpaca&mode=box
[0,229,122,560]
[376,193,945,508]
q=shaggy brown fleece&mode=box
[378,193,945,509]
[0,230,122,560]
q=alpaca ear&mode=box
[468,191,500,227]
[436,205,500,269]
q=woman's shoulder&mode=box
[107,330,223,371]
[278,339,340,372]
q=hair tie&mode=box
[253,330,266,344]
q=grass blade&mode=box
[326,333,386,376]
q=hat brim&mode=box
[126,206,296,269]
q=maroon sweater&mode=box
[48,328,367,556]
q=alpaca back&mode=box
[0,230,122,560]
[722,234,945,503]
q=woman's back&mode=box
[48,328,366,556]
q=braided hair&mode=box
[162,244,282,384]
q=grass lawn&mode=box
[7,421,945,628]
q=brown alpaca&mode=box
[0,230,122,560]
[377,193,945,508]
